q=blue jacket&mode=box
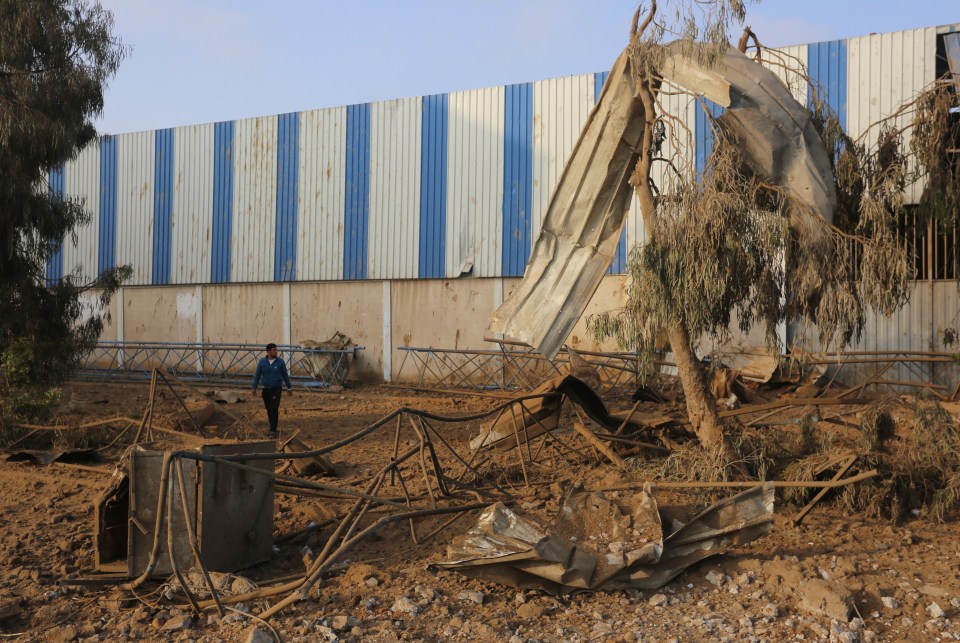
[252,357,292,390]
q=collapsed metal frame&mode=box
[78,341,364,389]
[396,338,663,394]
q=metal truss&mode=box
[78,342,364,389]
[396,339,650,394]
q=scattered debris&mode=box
[431,485,774,593]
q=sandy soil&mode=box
[0,380,958,642]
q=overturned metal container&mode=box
[94,440,275,577]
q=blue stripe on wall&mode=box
[152,128,174,285]
[596,71,627,275]
[274,112,300,282]
[418,93,448,279]
[695,99,726,176]
[97,136,118,276]
[502,82,534,277]
[808,39,848,130]
[344,103,370,281]
[46,165,65,284]
[211,120,235,284]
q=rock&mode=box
[705,570,727,587]
[761,603,779,619]
[391,596,419,615]
[648,593,668,607]
[332,615,358,631]
[458,590,485,605]
[161,615,193,631]
[798,579,853,622]
[364,577,379,588]
[881,596,900,609]
[517,603,544,619]
[242,626,274,643]
[927,602,945,618]
[414,585,437,601]
[920,584,950,598]
[46,626,78,643]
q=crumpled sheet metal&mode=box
[489,42,836,360]
[432,484,774,594]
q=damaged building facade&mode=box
[49,23,960,383]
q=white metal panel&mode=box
[298,106,346,281]
[231,115,278,283]
[171,124,214,284]
[531,74,593,239]
[848,27,936,203]
[762,44,809,103]
[446,86,504,278]
[368,97,422,279]
[116,131,155,286]
[62,142,100,281]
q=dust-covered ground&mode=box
[1,380,959,642]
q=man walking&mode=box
[251,343,293,437]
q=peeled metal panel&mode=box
[63,144,101,282]
[298,106,346,282]
[152,128,174,285]
[592,71,628,273]
[446,86,504,278]
[231,115,278,283]
[419,94,448,279]
[502,83,534,277]
[171,124,214,285]
[848,27,936,204]
[116,131,155,285]
[368,97,422,280]
[275,112,299,282]
[211,121,235,284]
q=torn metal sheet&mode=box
[487,48,645,359]
[470,375,630,452]
[6,448,101,466]
[659,42,837,232]
[489,42,836,360]
[431,485,774,593]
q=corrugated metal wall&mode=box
[231,115,278,283]
[298,106,346,282]
[62,144,100,281]
[52,23,954,294]
[368,97,422,279]
[446,86,504,278]
[116,131,154,285]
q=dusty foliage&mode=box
[777,399,960,522]
[592,6,960,380]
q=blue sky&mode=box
[95,1,958,134]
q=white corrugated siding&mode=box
[298,107,346,281]
[446,86,504,278]
[792,280,960,388]
[62,142,100,281]
[848,27,937,203]
[368,97,421,279]
[531,74,594,239]
[762,44,809,103]
[116,131,154,285]
[171,124,213,284]
[231,115,278,283]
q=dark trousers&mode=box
[261,387,282,434]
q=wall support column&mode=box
[382,281,392,382]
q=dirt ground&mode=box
[1,379,960,642]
